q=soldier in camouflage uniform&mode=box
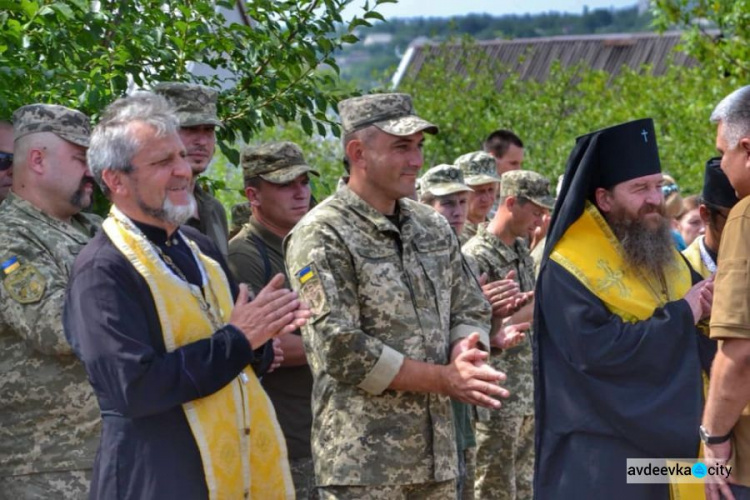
[462,170,554,500]
[228,201,252,239]
[455,151,502,244]
[154,82,229,257]
[229,141,320,499]
[0,104,101,498]
[284,93,509,499]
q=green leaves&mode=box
[0,0,381,148]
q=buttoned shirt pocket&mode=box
[413,239,452,332]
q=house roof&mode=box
[393,31,706,88]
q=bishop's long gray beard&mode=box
[608,211,675,277]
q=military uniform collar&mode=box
[3,191,96,241]
[478,222,527,260]
[337,185,414,235]
[247,216,284,252]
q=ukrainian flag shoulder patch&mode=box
[298,265,314,284]
[295,262,329,322]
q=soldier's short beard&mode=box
[70,176,95,210]
[607,204,674,277]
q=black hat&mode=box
[702,157,739,209]
[542,118,662,263]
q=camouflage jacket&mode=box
[462,223,535,417]
[284,186,491,486]
[0,192,101,476]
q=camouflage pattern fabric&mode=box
[318,479,456,500]
[455,152,501,187]
[12,104,90,147]
[419,164,473,198]
[337,93,438,136]
[242,141,319,185]
[284,186,491,487]
[0,469,91,500]
[0,193,101,486]
[474,415,534,500]
[459,220,486,246]
[228,201,252,240]
[152,81,223,127]
[462,223,536,500]
[291,456,318,500]
[500,170,555,209]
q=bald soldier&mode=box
[285,93,508,498]
[0,105,100,497]
[154,82,229,257]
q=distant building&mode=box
[363,33,394,46]
[392,31,710,89]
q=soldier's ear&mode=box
[27,147,46,175]
[344,138,365,169]
[245,186,261,207]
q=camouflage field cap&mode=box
[12,104,90,147]
[153,82,223,128]
[455,151,502,186]
[419,164,474,197]
[500,170,555,209]
[338,93,438,137]
[242,141,320,185]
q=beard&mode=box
[138,192,197,227]
[607,202,675,277]
[69,176,95,210]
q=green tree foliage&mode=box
[0,0,393,164]
[652,0,750,82]
[398,41,735,194]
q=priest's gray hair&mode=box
[711,85,750,149]
[88,91,180,196]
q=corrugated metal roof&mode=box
[395,31,703,88]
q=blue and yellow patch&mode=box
[297,265,315,284]
[2,257,46,304]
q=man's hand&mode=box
[480,272,522,318]
[704,440,734,500]
[491,321,530,350]
[443,332,510,408]
[229,274,312,349]
[267,338,284,373]
[684,279,714,323]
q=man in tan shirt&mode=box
[702,85,750,500]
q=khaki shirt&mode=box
[710,195,750,486]
[189,184,229,258]
[0,192,101,476]
[462,223,535,417]
[284,186,491,486]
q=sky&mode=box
[342,0,640,19]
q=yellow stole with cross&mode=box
[103,207,293,500]
[550,201,703,500]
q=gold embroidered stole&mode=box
[550,202,691,321]
[103,207,293,500]
[550,202,702,500]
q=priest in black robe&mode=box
[533,118,717,500]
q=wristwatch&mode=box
[699,425,732,445]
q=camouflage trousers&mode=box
[474,414,534,500]
[291,456,318,500]
[0,469,91,500]
[318,479,456,500]
[456,446,477,500]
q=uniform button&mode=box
[244,428,250,435]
